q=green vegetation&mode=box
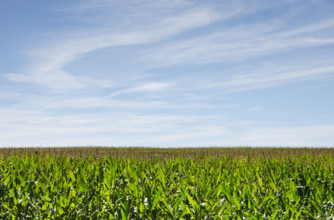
[0,147,334,219]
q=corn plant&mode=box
[0,150,334,219]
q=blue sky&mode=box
[1,0,334,147]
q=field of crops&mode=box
[1,147,334,219]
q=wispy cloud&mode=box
[214,65,334,93]
[0,107,227,146]
[2,106,333,147]
[6,0,333,93]
[142,18,334,67]
[247,106,263,111]
[109,82,173,97]
[4,4,221,91]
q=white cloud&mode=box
[109,82,173,97]
[142,18,334,67]
[4,6,220,91]
[3,73,30,82]
[6,0,333,93]
[41,97,172,110]
[216,65,334,91]
[247,106,263,111]
[0,107,226,146]
[2,108,333,147]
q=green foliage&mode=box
[0,151,334,219]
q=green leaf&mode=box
[152,188,163,209]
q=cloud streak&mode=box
[109,82,173,97]
[142,18,334,67]
[4,5,221,90]
[1,105,333,147]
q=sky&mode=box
[1,0,334,147]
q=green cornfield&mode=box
[0,147,334,219]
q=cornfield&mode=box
[0,147,334,219]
